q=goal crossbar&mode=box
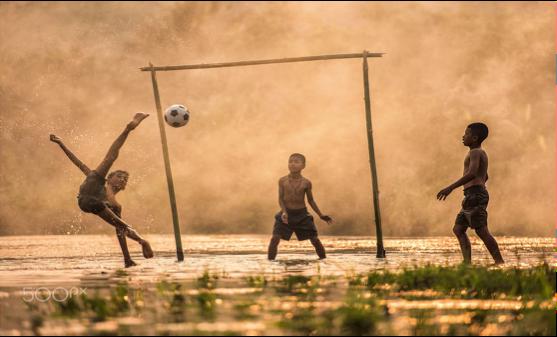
[140,52,384,72]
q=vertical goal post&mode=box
[141,51,386,261]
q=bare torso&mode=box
[280,175,310,210]
[463,148,489,189]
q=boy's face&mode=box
[462,127,477,146]
[288,156,305,173]
[108,172,129,191]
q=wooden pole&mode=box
[362,51,386,258]
[149,64,184,262]
[140,52,383,72]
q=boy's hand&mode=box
[437,186,453,201]
[320,215,333,225]
[49,134,62,144]
[281,212,288,224]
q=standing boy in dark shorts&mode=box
[437,122,504,264]
[267,153,333,260]
[50,113,154,268]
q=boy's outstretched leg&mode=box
[453,225,472,264]
[268,235,281,260]
[97,208,154,263]
[474,226,504,264]
[310,237,326,259]
[95,113,149,178]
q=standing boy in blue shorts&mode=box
[437,123,504,264]
[268,153,333,260]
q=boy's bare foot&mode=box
[127,113,150,130]
[125,260,138,268]
[141,240,154,259]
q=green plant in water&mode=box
[276,275,322,299]
[233,301,259,320]
[52,293,81,318]
[81,292,110,322]
[197,270,219,290]
[196,290,217,320]
[110,283,130,314]
[156,280,188,322]
[337,291,382,336]
[277,304,318,336]
[411,309,440,336]
[281,275,311,292]
[364,263,554,299]
[245,274,267,289]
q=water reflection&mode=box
[0,235,553,336]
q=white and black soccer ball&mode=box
[164,104,190,128]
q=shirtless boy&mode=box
[268,153,333,260]
[50,113,154,268]
[437,122,504,264]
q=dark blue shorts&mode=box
[455,185,489,229]
[273,208,318,241]
[77,171,107,215]
[77,195,106,215]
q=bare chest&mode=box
[282,178,308,198]
[463,152,488,173]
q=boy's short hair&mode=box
[289,153,306,164]
[467,122,489,144]
[108,170,129,180]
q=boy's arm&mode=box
[278,179,286,213]
[437,149,481,200]
[278,179,288,224]
[50,134,91,176]
[306,180,333,224]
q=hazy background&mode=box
[0,2,554,237]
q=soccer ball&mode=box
[164,104,190,128]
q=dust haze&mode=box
[0,2,554,237]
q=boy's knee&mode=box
[270,236,281,245]
[116,225,127,236]
[453,225,466,237]
[474,226,491,239]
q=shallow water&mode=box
[0,235,553,336]
[0,235,552,287]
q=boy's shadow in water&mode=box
[273,258,323,272]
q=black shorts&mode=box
[455,185,489,229]
[273,208,318,241]
[77,171,107,215]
